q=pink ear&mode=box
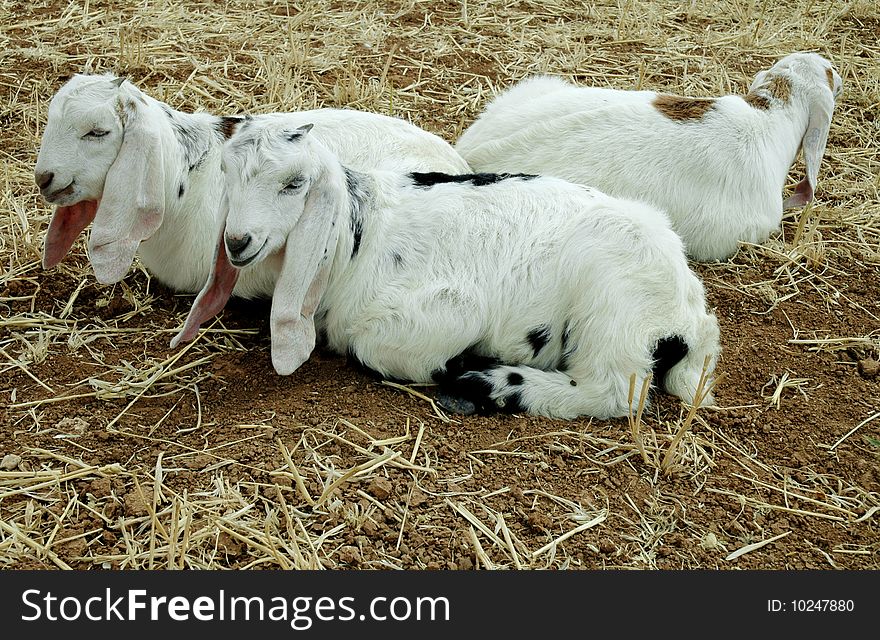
[783,178,813,209]
[170,225,239,348]
[785,93,834,210]
[42,200,98,268]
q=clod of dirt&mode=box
[857,358,879,379]
[700,532,723,551]
[57,528,87,556]
[367,476,393,500]
[123,490,151,517]
[4,280,25,296]
[338,545,361,564]
[1,454,22,470]
[409,487,428,507]
[525,511,552,532]
[55,417,89,433]
[598,540,616,554]
[217,532,244,557]
[88,477,112,497]
[103,296,132,317]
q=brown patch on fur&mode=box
[825,67,835,92]
[743,92,771,110]
[768,75,791,103]
[218,116,243,139]
[744,74,791,110]
[652,94,716,121]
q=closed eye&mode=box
[281,177,306,194]
[83,129,109,139]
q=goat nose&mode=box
[225,233,252,255]
[36,171,54,191]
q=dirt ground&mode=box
[1,0,878,570]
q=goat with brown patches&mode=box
[456,52,843,261]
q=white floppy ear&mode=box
[88,85,166,284]
[270,182,339,375]
[783,91,834,210]
[170,195,239,348]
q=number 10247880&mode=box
[768,599,855,613]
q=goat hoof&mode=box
[435,393,476,416]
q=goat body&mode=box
[174,121,721,420]
[33,74,470,295]
[455,53,842,261]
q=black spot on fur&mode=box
[178,183,185,198]
[159,104,218,173]
[391,251,403,267]
[499,389,525,413]
[526,325,551,358]
[437,371,498,415]
[217,116,244,139]
[408,172,539,189]
[188,150,209,173]
[558,320,576,370]
[652,336,689,389]
[560,320,572,352]
[431,347,501,384]
[282,124,314,143]
[431,348,527,416]
[345,168,371,259]
[350,210,362,259]
[437,369,525,415]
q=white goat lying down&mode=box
[33,73,469,298]
[455,52,843,262]
[171,117,721,420]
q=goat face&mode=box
[35,75,125,207]
[753,52,842,210]
[221,122,317,268]
[34,75,127,268]
[749,52,842,102]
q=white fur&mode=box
[174,119,721,420]
[33,73,470,296]
[455,52,843,261]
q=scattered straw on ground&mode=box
[1,0,878,570]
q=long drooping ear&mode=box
[43,199,99,269]
[270,181,340,375]
[783,91,835,210]
[170,196,239,348]
[88,85,166,284]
